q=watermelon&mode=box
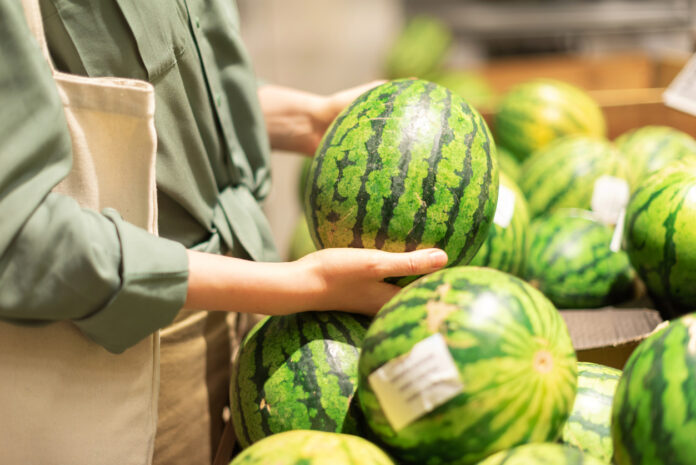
[496,79,606,162]
[429,71,497,110]
[519,136,629,220]
[305,79,499,278]
[230,312,370,448]
[524,209,635,309]
[562,362,622,463]
[623,163,696,318]
[358,267,577,465]
[298,156,313,203]
[496,145,522,181]
[229,430,396,465]
[287,215,316,261]
[612,314,696,465]
[470,172,530,276]
[477,443,606,465]
[614,125,696,189]
[385,16,452,79]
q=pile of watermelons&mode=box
[231,70,696,464]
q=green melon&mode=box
[496,145,522,181]
[623,163,696,318]
[614,125,696,190]
[612,314,696,465]
[429,71,497,109]
[229,430,396,465]
[305,79,499,278]
[525,209,635,309]
[287,215,316,261]
[230,312,370,448]
[298,156,313,203]
[358,267,577,465]
[519,136,629,220]
[385,16,452,79]
[470,172,530,276]
[496,79,606,162]
[562,362,622,463]
[477,443,606,465]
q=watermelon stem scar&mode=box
[534,350,554,374]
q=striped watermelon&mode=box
[519,136,629,220]
[230,312,370,448]
[305,79,499,278]
[470,172,530,276]
[496,145,522,181]
[229,430,396,465]
[612,314,696,465]
[524,209,635,309]
[287,215,316,261]
[358,267,577,465]
[495,79,606,162]
[623,162,696,318]
[562,362,622,463]
[478,443,606,465]
[614,125,696,189]
[385,16,451,79]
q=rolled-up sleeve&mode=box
[0,0,189,354]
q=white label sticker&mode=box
[368,333,463,431]
[663,53,696,117]
[493,184,516,228]
[591,175,630,226]
[610,208,626,253]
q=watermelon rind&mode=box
[229,430,396,465]
[562,362,621,463]
[477,442,606,465]
[358,267,577,465]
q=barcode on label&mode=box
[591,175,630,225]
[368,333,463,431]
[664,54,696,117]
[493,184,516,228]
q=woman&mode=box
[0,1,447,464]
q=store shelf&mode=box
[405,1,694,38]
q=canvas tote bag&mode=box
[0,1,160,464]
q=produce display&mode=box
[304,79,499,279]
[624,162,696,318]
[612,314,696,465]
[357,267,577,465]
[496,79,606,162]
[614,125,696,189]
[470,172,530,276]
[495,145,521,181]
[519,136,629,220]
[524,209,635,309]
[229,430,396,465]
[230,312,370,447]
[562,362,622,463]
[477,443,606,465]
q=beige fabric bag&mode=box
[0,1,160,464]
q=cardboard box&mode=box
[475,52,694,369]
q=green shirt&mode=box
[0,0,277,353]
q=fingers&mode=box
[368,248,448,279]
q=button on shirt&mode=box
[0,0,278,353]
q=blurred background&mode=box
[236,0,696,257]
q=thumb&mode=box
[371,248,448,279]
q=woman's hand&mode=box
[184,247,447,316]
[258,81,385,156]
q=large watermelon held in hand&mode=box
[477,443,606,465]
[623,163,696,318]
[470,172,530,276]
[230,312,370,448]
[495,79,606,162]
[358,267,577,465]
[305,79,499,277]
[524,209,635,309]
[614,125,696,190]
[612,314,696,465]
[229,430,396,465]
[519,136,629,221]
[562,362,622,463]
